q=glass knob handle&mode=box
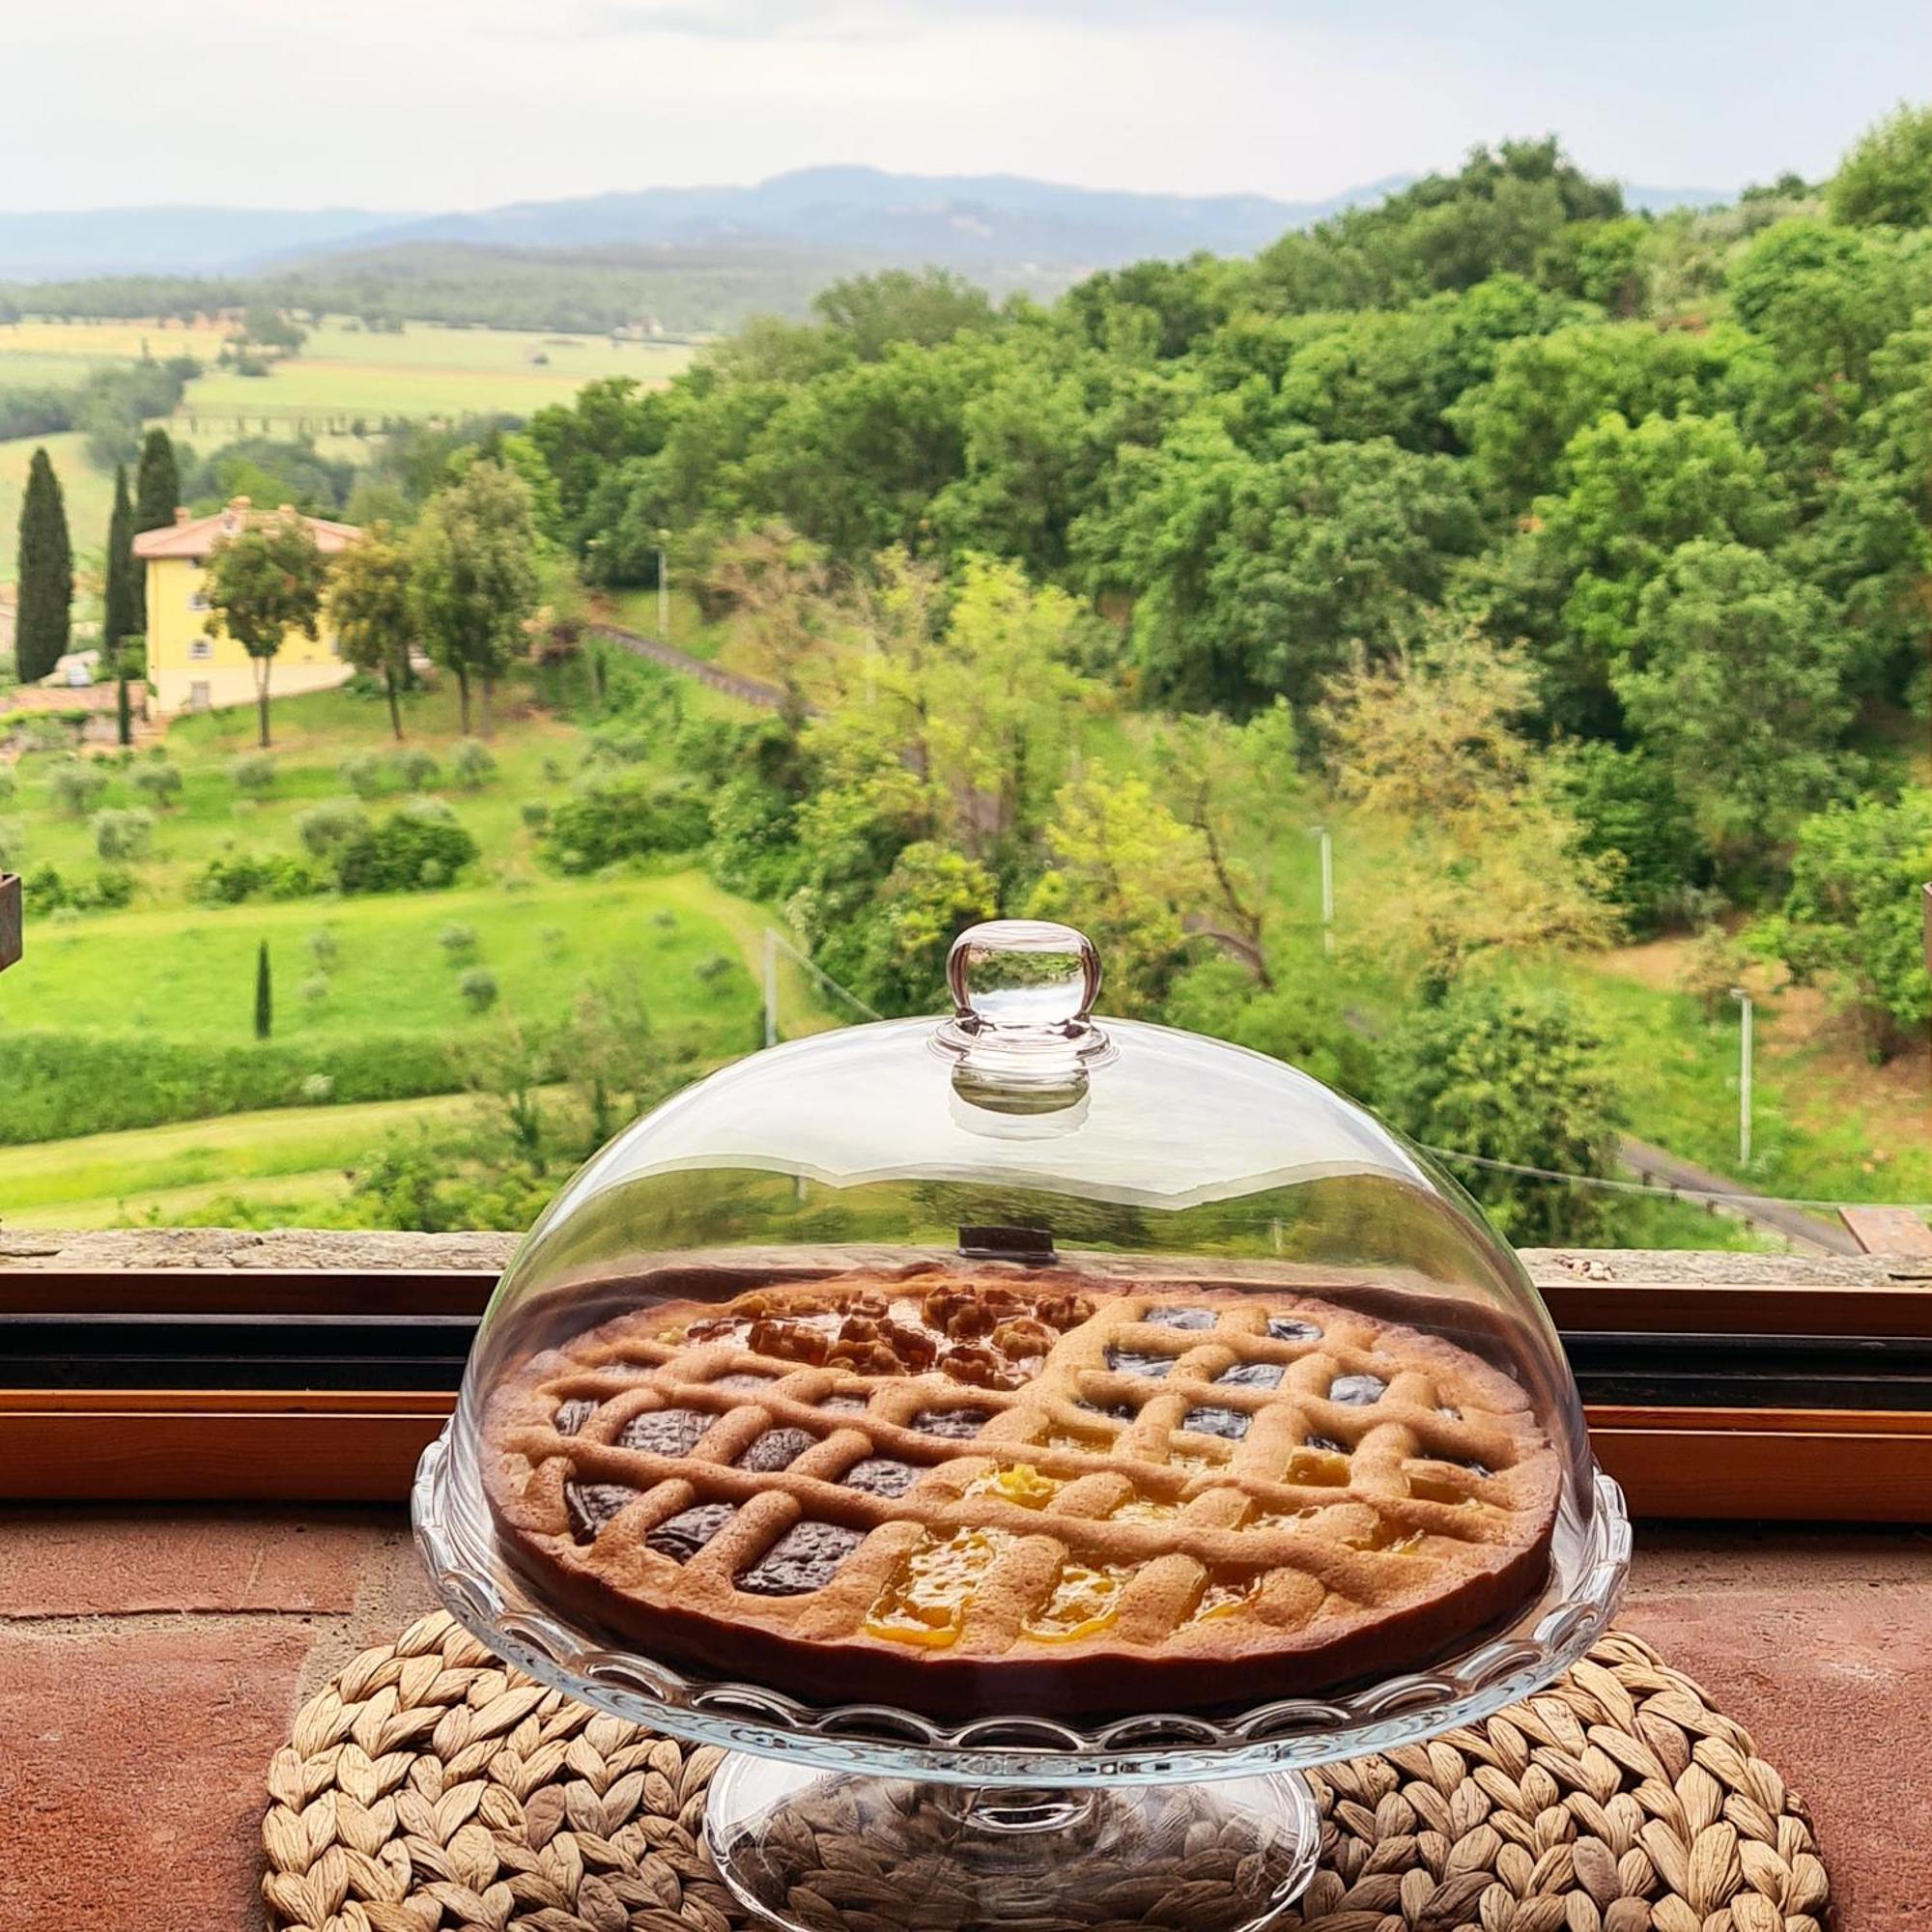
[946,920,1101,1037]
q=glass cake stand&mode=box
[414,1432,1630,1932]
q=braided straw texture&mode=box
[263,1614,1833,1932]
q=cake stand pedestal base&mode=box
[705,1753,1321,1932]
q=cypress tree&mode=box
[132,428,181,638]
[14,446,71,684]
[133,428,180,532]
[103,463,136,659]
[254,940,272,1040]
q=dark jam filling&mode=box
[738,1428,814,1473]
[1327,1374,1388,1406]
[911,1407,992,1440]
[1144,1306,1216,1331]
[1182,1406,1251,1441]
[1106,1348,1176,1378]
[619,1407,712,1455]
[737,1521,864,1596]
[1266,1316,1321,1343]
[842,1457,921,1497]
[554,1398,597,1435]
[564,1481,639,1542]
[644,1502,735,1561]
[1216,1362,1284,1390]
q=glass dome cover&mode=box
[433,919,1610,1754]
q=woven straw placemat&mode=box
[264,1612,1833,1932]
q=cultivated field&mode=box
[0,317,697,568]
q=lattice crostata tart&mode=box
[483,1261,1560,1719]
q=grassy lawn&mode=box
[0,1090,483,1227]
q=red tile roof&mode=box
[132,497,360,561]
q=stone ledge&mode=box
[3,1226,1930,1283]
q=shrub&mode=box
[294,797,370,858]
[1378,976,1625,1245]
[92,807,155,862]
[26,864,133,913]
[332,807,479,895]
[130,761,184,809]
[191,849,326,905]
[538,925,566,953]
[439,922,479,960]
[520,799,550,831]
[47,759,108,815]
[541,770,709,874]
[393,747,440,790]
[298,1072,335,1103]
[0,1030,458,1143]
[693,952,734,983]
[299,973,329,1006]
[451,738,497,788]
[305,927,340,971]
[0,817,25,870]
[458,967,498,1012]
[338,751,387,799]
[0,769,17,803]
[230,753,277,798]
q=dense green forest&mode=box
[404,114,1932,1240]
[17,114,1932,1243]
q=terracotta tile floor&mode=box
[0,1509,1925,1931]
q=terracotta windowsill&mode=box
[0,1507,1923,1931]
[0,1231,1927,1926]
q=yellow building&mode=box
[133,497,360,718]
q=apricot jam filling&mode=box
[863,1527,1009,1648]
[1283,1447,1350,1487]
[1023,1560,1136,1640]
[968,1463,1062,1510]
[1192,1571,1263,1622]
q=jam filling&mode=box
[737,1520,864,1596]
[863,1527,1009,1647]
[1024,1560,1135,1640]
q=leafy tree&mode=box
[1830,103,1932,228]
[409,461,538,734]
[254,940,272,1040]
[1378,975,1626,1245]
[704,523,839,731]
[1560,742,1705,936]
[1615,542,1855,877]
[1766,790,1932,1059]
[1319,622,1620,983]
[205,512,327,748]
[813,267,996,359]
[1483,410,1791,733]
[14,446,71,682]
[1026,775,1209,1014]
[102,464,137,656]
[1090,425,1484,712]
[1725,218,1913,399]
[327,522,415,740]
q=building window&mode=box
[188,681,211,710]
[187,589,210,611]
[189,637,213,661]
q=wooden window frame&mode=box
[1,1240,1928,1518]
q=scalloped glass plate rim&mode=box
[412,1430,1631,1787]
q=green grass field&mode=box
[0,428,116,574]
[0,1090,482,1228]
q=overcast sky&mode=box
[7,0,1930,213]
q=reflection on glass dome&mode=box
[452,920,1596,1723]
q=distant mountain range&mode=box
[0,166,1729,284]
